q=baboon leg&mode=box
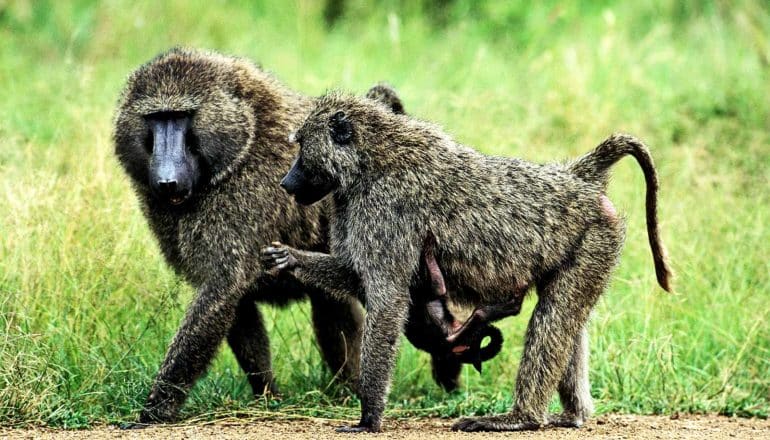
[227,296,278,396]
[431,353,463,392]
[446,297,523,344]
[262,244,363,300]
[309,291,364,385]
[453,228,617,432]
[549,326,593,427]
[337,281,411,433]
[139,285,240,424]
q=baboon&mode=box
[365,83,405,115]
[264,233,506,374]
[113,49,494,425]
[262,92,672,432]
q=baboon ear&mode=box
[330,111,353,145]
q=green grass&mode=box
[1,0,768,428]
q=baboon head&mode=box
[282,93,404,205]
[114,48,259,207]
[364,83,405,115]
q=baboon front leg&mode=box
[261,243,363,300]
[337,283,411,433]
[309,291,364,386]
[137,284,240,424]
[227,296,278,396]
[549,326,593,427]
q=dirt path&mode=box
[2,415,769,439]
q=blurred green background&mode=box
[0,0,768,428]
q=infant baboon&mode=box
[263,92,672,432]
[113,49,492,425]
[264,233,506,374]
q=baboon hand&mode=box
[260,241,299,275]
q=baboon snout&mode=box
[279,157,334,206]
[280,159,305,195]
[146,113,200,206]
[152,178,190,205]
[279,174,295,194]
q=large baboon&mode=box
[113,49,495,424]
[262,92,672,432]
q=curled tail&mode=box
[570,133,674,292]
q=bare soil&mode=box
[2,415,768,439]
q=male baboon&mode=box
[262,92,672,432]
[113,49,494,424]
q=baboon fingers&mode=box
[261,246,287,254]
[272,256,289,265]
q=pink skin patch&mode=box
[600,195,618,222]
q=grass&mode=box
[0,0,768,428]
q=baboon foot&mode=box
[260,242,298,273]
[119,422,152,430]
[336,415,380,433]
[547,412,586,428]
[336,424,378,433]
[451,412,541,432]
[250,377,281,398]
[135,387,183,425]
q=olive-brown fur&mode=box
[271,92,672,432]
[111,48,477,424]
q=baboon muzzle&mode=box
[279,159,304,195]
[146,113,199,206]
[280,157,334,205]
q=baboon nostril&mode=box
[157,179,178,193]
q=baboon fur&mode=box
[264,92,672,432]
[113,49,469,424]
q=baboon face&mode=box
[115,50,256,206]
[282,106,360,205]
[143,111,202,205]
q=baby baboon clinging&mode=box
[113,48,474,425]
[263,233,506,374]
[263,92,672,432]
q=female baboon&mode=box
[263,92,672,432]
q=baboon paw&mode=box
[336,424,378,433]
[451,415,541,432]
[260,241,296,273]
[547,412,585,428]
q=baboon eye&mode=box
[143,130,153,153]
[330,111,353,145]
[186,130,200,154]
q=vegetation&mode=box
[0,0,768,427]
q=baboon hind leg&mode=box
[453,228,618,432]
[549,325,593,427]
[309,291,364,386]
[227,296,278,396]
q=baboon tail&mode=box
[570,133,674,292]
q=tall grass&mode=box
[0,0,768,427]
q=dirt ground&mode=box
[2,414,769,439]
